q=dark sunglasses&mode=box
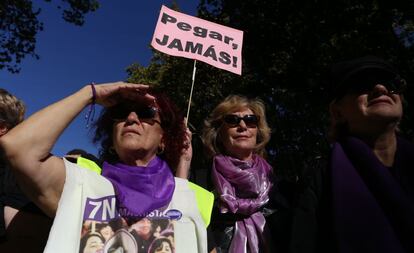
[348,76,407,95]
[223,114,259,128]
[111,105,161,125]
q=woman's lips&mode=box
[234,135,250,139]
[122,128,141,135]
[368,97,393,106]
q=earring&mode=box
[157,146,165,155]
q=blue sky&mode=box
[0,1,197,156]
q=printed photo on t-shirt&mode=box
[79,195,180,253]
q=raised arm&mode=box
[0,82,152,216]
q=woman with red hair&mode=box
[1,82,210,253]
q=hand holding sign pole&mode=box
[151,5,243,123]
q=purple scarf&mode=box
[331,137,414,253]
[212,154,272,253]
[102,156,175,217]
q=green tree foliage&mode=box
[128,0,414,182]
[0,0,99,73]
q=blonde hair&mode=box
[202,95,271,158]
[0,88,25,129]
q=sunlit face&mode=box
[154,241,172,253]
[83,235,104,253]
[220,107,258,161]
[112,110,164,163]
[334,84,403,135]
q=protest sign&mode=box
[151,5,243,75]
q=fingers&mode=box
[183,135,191,149]
[183,119,193,148]
[186,127,192,141]
[102,81,150,95]
[94,81,155,107]
[118,88,155,104]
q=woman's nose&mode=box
[126,111,141,124]
[371,84,389,96]
[237,119,248,129]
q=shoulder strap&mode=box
[77,157,102,174]
[188,181,214,227]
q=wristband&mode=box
[85,82,96,128]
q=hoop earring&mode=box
[157,146,165,155]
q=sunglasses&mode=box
[223,114,259,128]
[347,77,407,95]
[111,105,161,125]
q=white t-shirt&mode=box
[43,159,207,253]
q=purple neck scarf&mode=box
[102,156,175,217]
[331,136,414,253]
[212,154,272,253]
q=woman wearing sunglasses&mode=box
[291,56,414,253]
[0,82,211,253]
[201,95,274,253]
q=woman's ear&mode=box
[158,138,166,154]
[0,123,9,137]
[329,101,344,125]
